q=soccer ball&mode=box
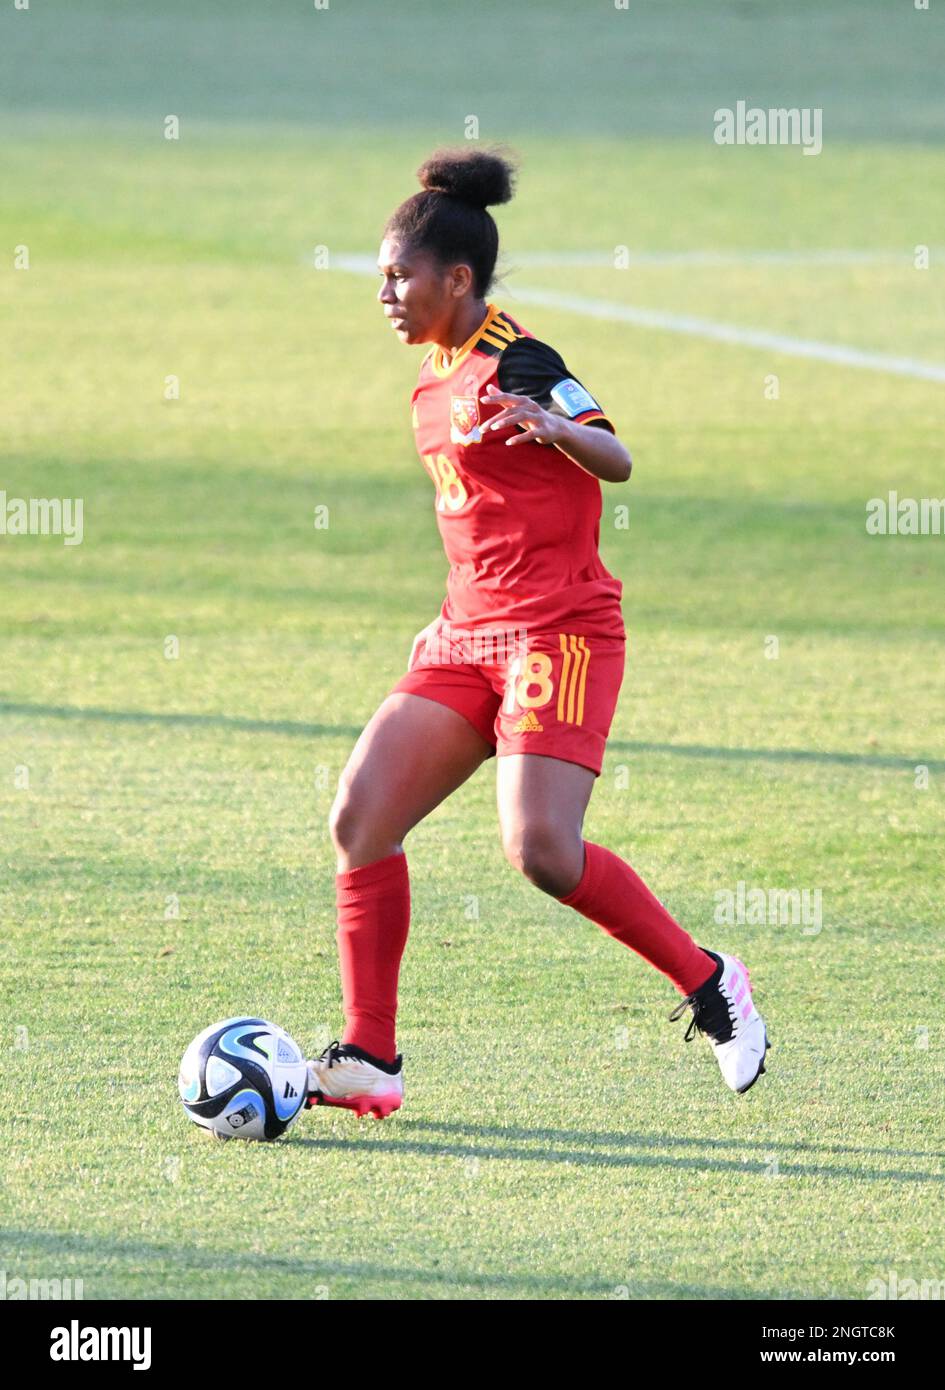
[178,1017,308,1141]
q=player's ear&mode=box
[449,262,474,299]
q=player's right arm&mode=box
[487,336,631,483]
[485,384,632,482]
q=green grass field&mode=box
[1,1,943,1300]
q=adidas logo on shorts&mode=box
[512,710,543,733]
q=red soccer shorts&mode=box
[390,622,626,775]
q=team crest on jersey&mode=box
[450,381,483,444]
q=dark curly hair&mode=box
[384,147,517,297]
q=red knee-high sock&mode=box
[335,851,410,1063]
[558,841,715,995]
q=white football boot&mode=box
[305,1040,404,1119]
[669,950,770,1094]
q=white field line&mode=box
[510,287,945,383]
[329,254,945,383]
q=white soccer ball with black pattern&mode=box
[178,1017,308,1141]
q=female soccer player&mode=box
[306,149,768,1116]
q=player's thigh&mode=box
[496,752,595,890]
[332,692,493,846]
[493,631,624,878]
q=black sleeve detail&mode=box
[496,337,614,431]
[496,338,572,406]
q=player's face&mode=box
[376,239,458,346]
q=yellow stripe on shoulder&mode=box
[486,314,524,346]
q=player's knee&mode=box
[503,821,581,897]
[328,779,365,859]
[329,778,402,868]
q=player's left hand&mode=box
[483,383,564,446]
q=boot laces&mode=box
[668,979,736,1043]
[318,1040,344,1069]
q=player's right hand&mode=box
[408,619,439,671]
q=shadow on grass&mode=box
[0,700,362,743]
[289,1121,945,1185]
[0,1227,750,1300]
[406,1120,945,1165]
[2,700,939,771]
[607,737,944,772]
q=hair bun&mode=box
[417,147,516,209]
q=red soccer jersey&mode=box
[410,303,625,640]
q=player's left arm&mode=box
[486,338,632,483]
